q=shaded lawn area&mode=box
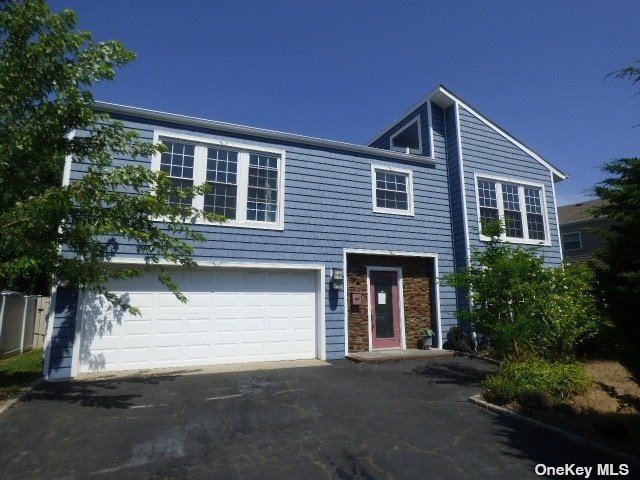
[0,349,43,400]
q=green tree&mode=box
[0,0,221,311]
[593,159,640,354]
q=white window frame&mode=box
[389,116,423,155]
[152,131,285,230]
[562,231,582,251]
[474,173,551,246]
[371,164,415,216]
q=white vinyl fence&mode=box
[0,292,50,358]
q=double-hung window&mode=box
[562,232,582,251]
[476,176,549,244]
[160,141,195,207]
[155,135,285,229]
[371,165,414,216]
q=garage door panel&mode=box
[185,319,210,333]
[78,268,318,373]
[185,344,209,360]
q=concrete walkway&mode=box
[347,347,455,363]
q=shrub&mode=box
[443,223,602,361]
[482,357,593,405]
[538,264,602,360]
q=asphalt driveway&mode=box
[0,357,636,479]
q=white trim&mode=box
[343,249,443,353]
[153,131,286,231]
[551,171,564,262]
[95,101,436,166]
[432,256,443,349]
[454,103,471,266]
[317,267,327,361]
[103,257,323,271]
[69,291,87,377]
[342,250,349,357]
[473,172,552,246]
[62,130,76,187]
[561,231,583,251]
[367,86,567,180]
[389,116,423,155]
[366,266,406,351]
[42,283,58,378]
[427,101,435,158]
[370,164,415,216]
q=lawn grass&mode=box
[0,349,43,401]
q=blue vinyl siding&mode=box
[457,106,562,266]
[47,287,78,379]
[64,110,458,360]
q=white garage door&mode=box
[77,268,318,374]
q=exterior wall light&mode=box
[330,268,344,289]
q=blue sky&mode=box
[49,0,640,205]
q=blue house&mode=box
[43,85,566,379]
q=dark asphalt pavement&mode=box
[0,357,637,479]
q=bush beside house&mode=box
[444,222,601,405]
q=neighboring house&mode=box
[43,85,567,379]
[558,199,612,263]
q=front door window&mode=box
[370,270,402,349]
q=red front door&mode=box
[370,270,402,349]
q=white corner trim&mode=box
[433,255,443,349]
[551,171,564,262]
[316,267,327,361]
[152,131,286,231]
[70,292,85,377]
[42,283,58,378]
[370,164,415,216]
[342,250,349,357]
[62,130,76,187]
[427,101,435,158]
[389,116,423,155]
[366,266,406,351]
[454,103,471,266]
[473,172,552,246]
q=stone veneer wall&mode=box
[346,254,432,352]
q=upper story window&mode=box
[476,175,549,244]
[155,135,285,230]
[562,232,582,251]
[371,165,415,216]
[390,117,422,155]
[160,141,195,207]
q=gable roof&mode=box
[93,102,436,166]
[368,85,567,181]
[557,199,607,225]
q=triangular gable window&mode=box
[390,117,422,154]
